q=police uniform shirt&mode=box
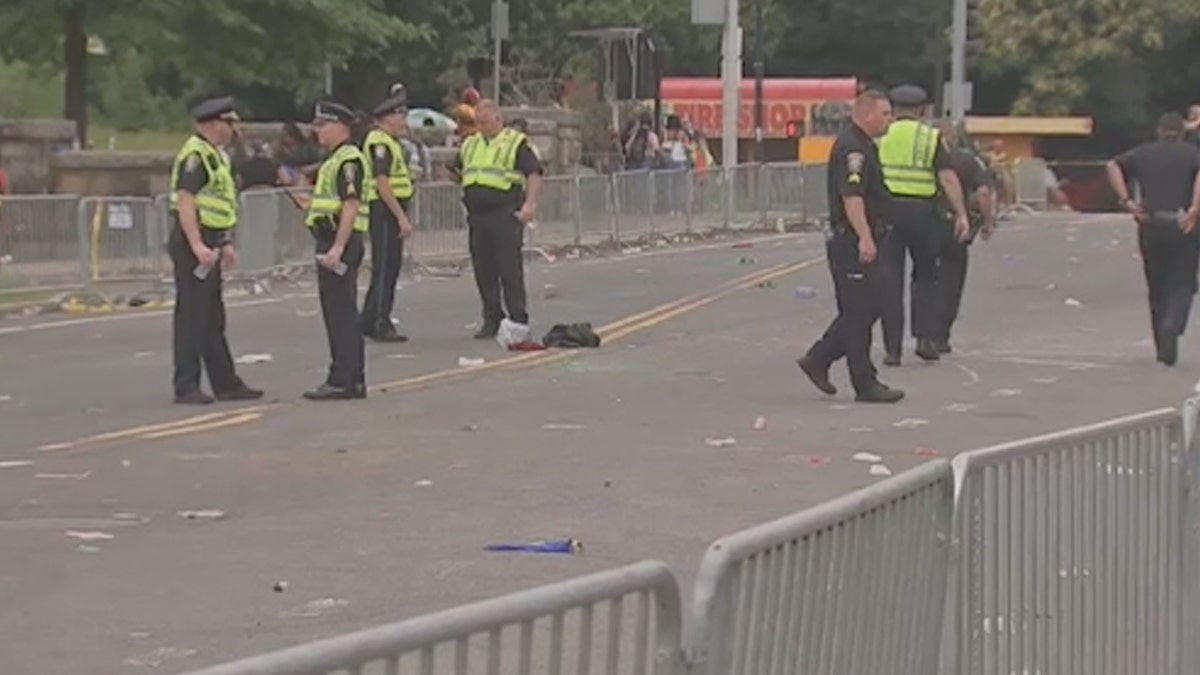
[176,138,215,199]
[451,138,543,213]
[1115,141,1200,213]
[828,123,890,233]
[949,148,994,197]
[369,141,412,210]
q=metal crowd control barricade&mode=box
[76,195,167,281]
[946,409,1186,675]
[410,181,467,263]
[1012,157,1048,211]
[179,561,684,675]
[0,193,81,288]
[686,460,955,675]
[237,188,285,273]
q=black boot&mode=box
[855,382,905,403]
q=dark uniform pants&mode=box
[881,198,940,355]
[468,209,528,326]
[168,225,241,397]
[805,230,891,392]
[936,219,970,342]
[361,201,405,333]
[1140,215,1200,349]
[313,228,366,389]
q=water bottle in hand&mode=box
[316,255,347,276]
[194,263,213,280]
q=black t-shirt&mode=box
[1116,140,1200,212]
[827,123,890,234]
[450,138,543,213]
[949,148,993,196]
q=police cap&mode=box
[191,96,239,123]
[389,82,407,98]
[889,85,929,108]
[372,94,407,119]
[313,101,356,126]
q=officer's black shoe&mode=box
[855,383,906,404]
[883,353,902,367]
[303,384,359,401]
[1158,336,1179,366]
[474,323,500,340]
[215,385,264,401]
[174,390,215,405]
[915,339,941,362]
[796,356,837,395]
[936,340,953,354]
[370,325,409,343]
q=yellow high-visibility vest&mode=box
[459,128,527,191]
[305,143,369,232]
[168,136,238,229]
[362,129,414,201]
[879,119,939,198]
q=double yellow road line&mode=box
[37,256,821,454]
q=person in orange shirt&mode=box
[452,87,482,141]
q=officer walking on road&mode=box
[878,85,969,365]
[300,102,369,400]
[797,89,905,404]
[167,96,263,405]
[449,100,543,339]
[934,120,995,353]
[360,90,416,343]
[1106,113,1200,366]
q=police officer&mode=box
[167,96,263,405]
[301,101,369,400]
[449,99,543,338]
[933,120,995,353]
[877,85,969,365]
[1106,113,1200,365]
[797,89,904,403]
[360,91,415,342]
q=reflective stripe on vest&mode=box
[362,129,414,201]
[168,136,238,229]
[879,119,939,198]
[459,128,527,191]
[305,144,369,232]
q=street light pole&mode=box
[949,0,967,120]
[719,0,741,167]
[753,0,764,162]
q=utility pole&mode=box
[753,0,764,162]
[949,0,967,120]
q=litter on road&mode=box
[235,353,274,364]
[869,464,893,477]
[853,452,882,463]
[177,509,226,520]
[704,437,737,447]
[66,530,114,541]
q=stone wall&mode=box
[0,118,76,193]
[53,151,176,197]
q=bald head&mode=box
[475,99,503,137]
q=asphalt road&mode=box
[1,212,1196,674]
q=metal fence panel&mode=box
[529,175,577,248]
[576,173,616,244]
[686,459,954,675]
[76,196,167,281]
[178,561,683,675]
[0,194,83,288]
[947,408,1184,675]
[237,188,287,272]
[1013,158,1048,209]
[411,181,466,261]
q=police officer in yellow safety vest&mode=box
[449,99,543,339]
[877,84,969,366]
[361,91,415,343]
[167,96,263,405]
[297,101,369,400]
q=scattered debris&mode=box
[635,268,649,274]
[1033,377,1059,384]
[0,460,33,469]
[458,356,485,367]
[848,427,873,433]
[295,309,319,318]
[794,286,816,299]
[542,423,585,431]
[869,464,893,477]
[1067,256,1080,263]
[124,647,198,668]
[78,545,101,553]
[134,351,154,358]
[752,416,767,431]
[1045,283,1056,291]
[177,509,226,520]
[485,538,582,554]
[66,530,114,541]
[129,632,154,639]
[414,480,433,487]
[121,459,132,468]
[944,403,977,413]
[284,598,349,618]
[0,395,11,402]
[603,480,613,488]
[386,353,416,360]
[738,256,758,264]
[829,404,851,410]
[235,353,274,365]
[273,581,289,593]
[704,437,737,447]
[991,388,1023,397]
[892,418,929,429]
[853,452,882,463]
[542,283,559,299]
[915,448,940,458]
[756,280,775,289]
[623,247,643,255]
[460,424,479,432]
[37,472,91,480]
[1064,298,1083,308]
